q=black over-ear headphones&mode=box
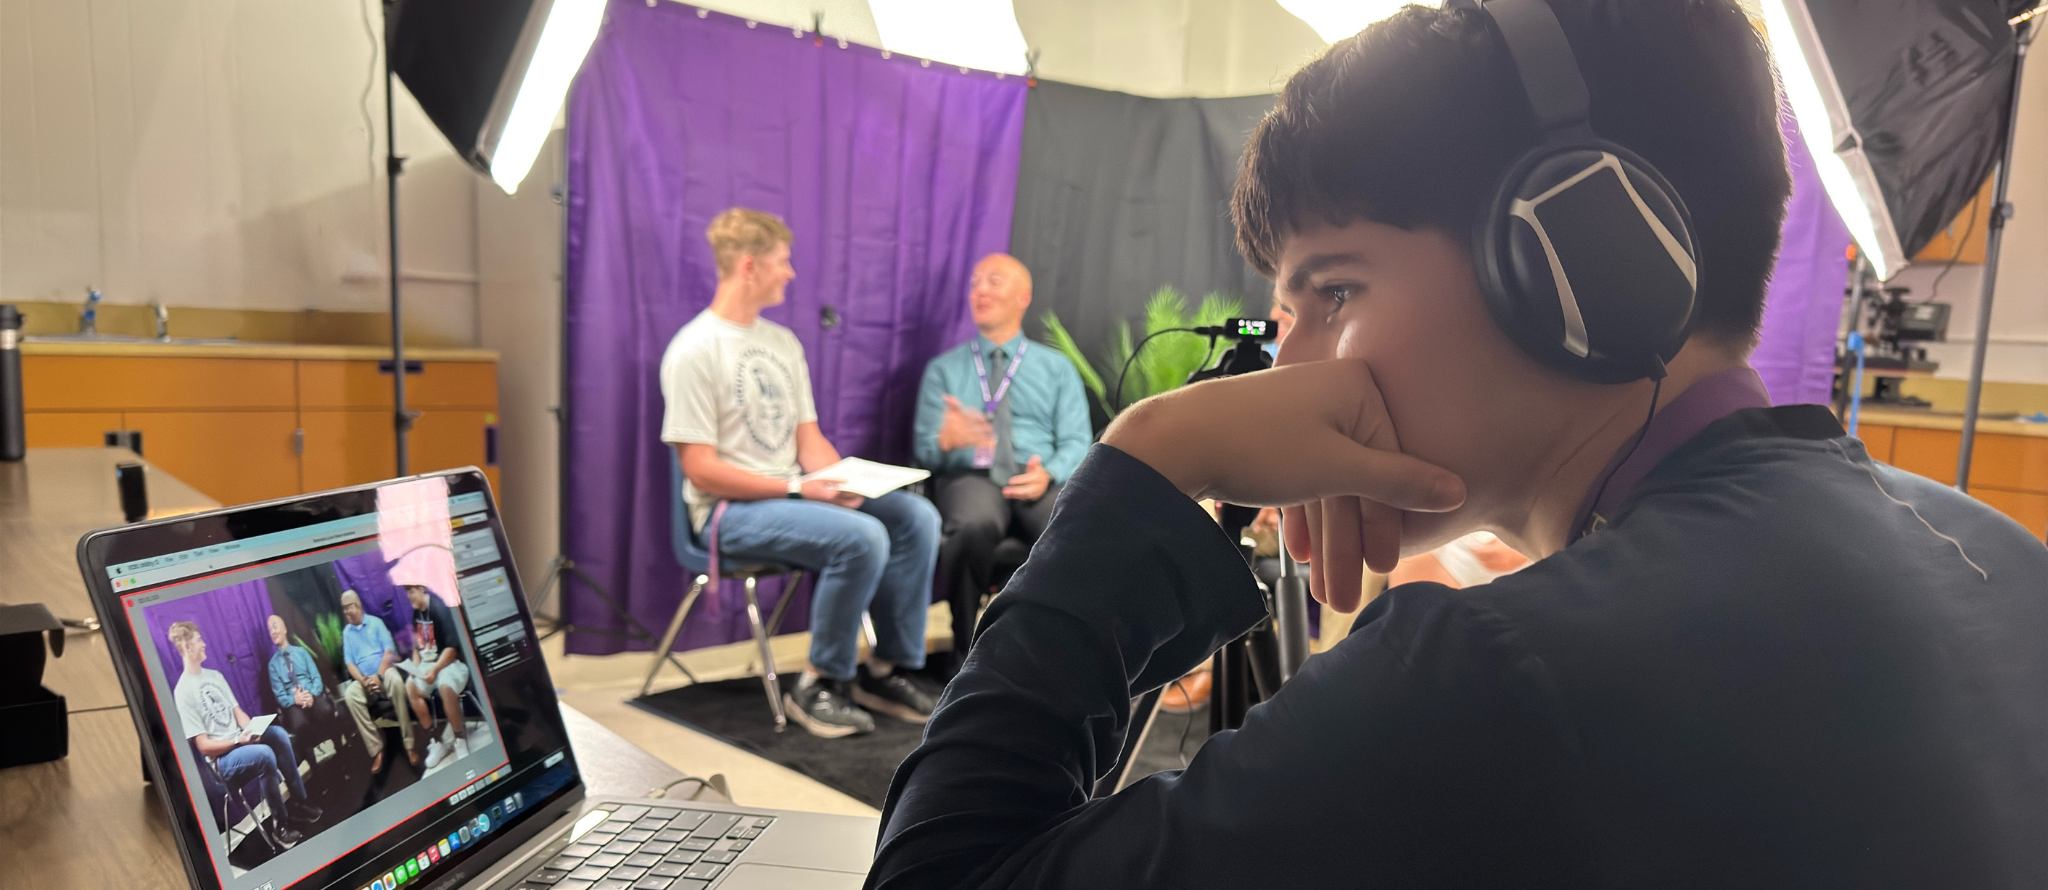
[1450,0,1699,384]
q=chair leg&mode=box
[742,576,787,733]
[862,613,879,650]
[640,575,708,698]
[745,572,804,674]
[764,571,801,636]
[231,781,280,851]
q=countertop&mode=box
[23,340,500,362]
[1853,406,2048,439]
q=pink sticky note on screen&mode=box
[376,477,461,607]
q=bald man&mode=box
[337,590,415,771]
[915,254,1092,668]
[267,614,344,743]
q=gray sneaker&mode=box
[784,675,875,738]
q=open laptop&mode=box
[78,468,877,890]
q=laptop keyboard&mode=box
[517,805,776,890]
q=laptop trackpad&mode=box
[717,863,865,889]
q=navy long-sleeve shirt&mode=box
[870,407,2048,888]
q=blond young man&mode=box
[660,208,942,739]
[169,620,321,845]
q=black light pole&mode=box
[1955,25,2031,492]
[386,0,414,476]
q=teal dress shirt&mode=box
[269,644,324,705]
[915,333,1093,484]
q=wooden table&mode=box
[0,448,695,888]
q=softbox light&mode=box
[388,0,605,194]
[1762,0,2031,279]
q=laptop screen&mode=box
[91,472,582,890]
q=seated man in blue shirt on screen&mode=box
[661,208,942,740]
[866,1,2048,887]
[265,614,346,749]
[914,254,1091,665]
[337,590,414,771]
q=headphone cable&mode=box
[1580,372,1665,536]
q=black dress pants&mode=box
[932,473,1059,667]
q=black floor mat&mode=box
[635,676,1219,809]
[633,678,926,810]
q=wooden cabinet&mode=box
[1892,428,1960,486]
[1975,488,2048,541]
[299,409,499,494]
[21,355,296,411]
[1862,416,2048,543]
[1852,423,1895,463]
[122,411,302,506]
[22,347,498,507]
[23,412,124,448]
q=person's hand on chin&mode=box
[1101,359,1464,612]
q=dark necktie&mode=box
[988,348,1016,481]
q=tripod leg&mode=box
[565,560,663,643]
[640,575,707,697]
[1245,621,1283,701]
[533,557,568,641]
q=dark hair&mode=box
[1232,0,1790,345]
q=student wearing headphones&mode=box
[866,0,2048,886]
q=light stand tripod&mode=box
[517,148,692,683]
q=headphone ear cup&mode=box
[1473,142,1698,384]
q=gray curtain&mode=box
[1011,80,1276,366]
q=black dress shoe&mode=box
[289,802,324,826]
[272,824,305,847]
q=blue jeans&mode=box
[717,490,941,680]
[215,724,308,823]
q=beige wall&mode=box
[1015,0,1324,98]
[0,0,478,344]
[477,130,564,593]
[698,0,1324,98]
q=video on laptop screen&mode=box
[109,476,580,890]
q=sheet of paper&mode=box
[396,659,429,677]
[242,714,275,737]
[802,457,931,499]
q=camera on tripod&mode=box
[1187,318,1277,384]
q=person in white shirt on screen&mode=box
[403,584,472,769]
[169,620,322,845]
[659,208,942,740]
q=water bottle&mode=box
[2,304,24,461]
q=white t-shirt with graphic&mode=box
[174,667,243,742]
[660,311,818,530]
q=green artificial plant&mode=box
[313,613,347,673]
[1042,286,1244,419]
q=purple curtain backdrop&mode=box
[562,0,1028,655]
[333,550,420,656]
[1754,115,1853,405]
[145,579,275,714]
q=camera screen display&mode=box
[1229,319,1274,341]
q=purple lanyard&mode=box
[971,340,1028,414]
